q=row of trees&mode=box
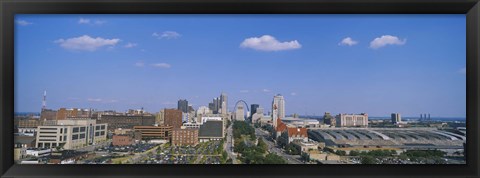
[232,121,286,164]
[235,139,286,164]
[233,121,255,140]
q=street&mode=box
[224,123,239,164]
[254,127,303,164]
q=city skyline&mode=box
[15,15,466,117]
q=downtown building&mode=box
[172,127,199,146]
[391,113,402,124]
[335,113,369,127]
[272,94,285,127]
[164,109,183,129]
[96,114,155,131]
[35,118,107,149]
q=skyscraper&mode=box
[250,104,259,117]
[220,93,228,114]
[272,94,285,121]
[177,99,188,113]
[391,113,401,124]
[164,109,183,129]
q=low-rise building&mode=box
[36,119,107,149]
[172,127,199,146]
[14,147,27,161]
[292,141,323,153]
[114,128,133,135]
[112,134,134,146]
[48,150,91,164]
[335,113,368,127]
[26,148,51,157]
[96,115,155,131]
[133,125,172,141]
[198,120,224,142]
[14,135,36,148]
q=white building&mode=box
[201,116,223,124]
[235,104,245,121]
[335,113,368,127]
[272,94,285,127]
[26,148,51,157]
[196,106,211,116]
[36,119,107,149]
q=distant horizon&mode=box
[14,110,467,119]
[15,14,466,117]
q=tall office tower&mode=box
[391,113,402,124]
[272,94,285,121]
[156,109,165,125]
[235,104,245,121]
[209,97,221,114]
[208,102,215,112]
[428,113,431,120]
[164,109,183,129]
[272,104,278,128]
[250,104,259,117]
[177,99,188,113]
[220,93,228,114]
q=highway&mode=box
[254,128,303,164]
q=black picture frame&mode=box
[1,0,479,177]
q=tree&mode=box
[360,155,376,164]
[335,150,347,156]
[256,139,267,154]
[263,153,287,164]
[349,150,360,156]
[285,143,300,155]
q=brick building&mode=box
[164,109,183,129]
[172,128,199,146]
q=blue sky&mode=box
[14,15,466,117]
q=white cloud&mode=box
[87,98,117,103]
[78,18,106,25]
[135,62,145,67]
[262,89,271,92]
[78,18,90,24]
[87,98,102,102]
[339,37,358,46]
[459,67,466,75]
[369,35,406,49]
[151,63,171,68]
[240,35,301,51]
[153,31,181,39]
[240,90,249,93]
[124,43,138,48]
[54,35,120,51]
[290,92,297,96]
[16,20,33,26]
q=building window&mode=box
[80,133,86,139]
[80,127,86,132]
[72,135,79,140]
[73,127,79,133]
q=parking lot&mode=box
[145,141,224,164]
[95,143,157,153]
